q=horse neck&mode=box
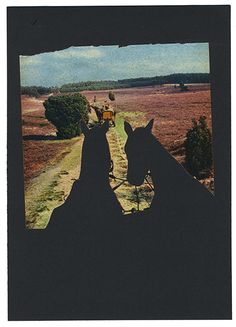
[147,136,187,190]
[79,138,111,185]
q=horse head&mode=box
[124,119,154,186]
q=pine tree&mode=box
[184,116,213,178]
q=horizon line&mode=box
[21,72,210,88]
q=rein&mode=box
[109,160,154,214]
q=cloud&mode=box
[20,55,42,65]
[53,47,103,59]
[19,43,210,86]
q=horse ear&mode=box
[145,119,154,132]
[101,120,109,133]
[124,121,133,136]
[81,120,89,136]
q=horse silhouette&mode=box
[47,120,122,232]
[36,121,127,316]
[121,119,228,316]
[124,119,213,214]
[17,119,229,319]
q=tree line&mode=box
[60,73,210,92]
[21,86,59,97]
[21,73,210,96]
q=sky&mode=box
[19,43,210,87]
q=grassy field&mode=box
[21,84,213,228]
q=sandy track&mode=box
[25,113,154,229]
[25,137,83,229]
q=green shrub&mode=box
[22,86,40,97]
[21,86,53,97]
[179,82,189,91]
[44,93,89,139]
[184,116,213,178]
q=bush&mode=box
[21,86,40,97]
[108,91,115,101]
[179,82,189,91]
[21,86,53,97]
[43,93,89,139]
[184,116,213,178]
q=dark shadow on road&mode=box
[23,134,57,141]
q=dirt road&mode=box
[25,113,153,229]
[25,137,83,228]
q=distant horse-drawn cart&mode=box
[90,102,116,127]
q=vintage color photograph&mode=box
[20,43,213,229]
[8,6,231,320]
